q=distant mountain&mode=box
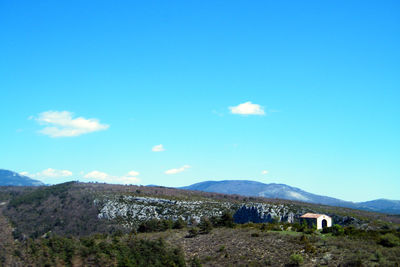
[181,180,400,214]
[181,180,354,206]
[357,199,400,214]
[0,169,44,186]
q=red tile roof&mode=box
[300,213,324,219]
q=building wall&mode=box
[316,215,332,230]
[300,215,332,230]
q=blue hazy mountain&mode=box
[0,169,44,186]
[357,199,400,214]
[181,180,400,214]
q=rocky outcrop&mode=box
[96,195,366,229]
[233,203,296,224]
[96,195,235,227]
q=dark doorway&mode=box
[322,219,328,228]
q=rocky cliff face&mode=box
[96,195,235,227]
[233,203,296,224]
[95,195,365,229]
[96,195,304,227]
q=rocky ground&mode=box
[1,183,399,266]
[137,227,400,266]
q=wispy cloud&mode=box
[84,170,140,184]
[34,111,109,137]
[261,170,269,175]
[127,170,140,176]
[229,102,265,115]
[20,168,73,180]
[165,165,191,175]
[152,144,165,152]
[84,170,109,180]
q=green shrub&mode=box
[173,218,186,229]
[219,211,235,228]
[303,227,315,235]
[289,253,304,266]
[24,233,186,266]
[343,226,363,237]
[321,226,330,234]
[191,256,202,267]
[331,224,344,236]
[137,219,173,233]
[199,217,213,234]
[265,222,282,231]
[304,242,316,254]
[260,223,268,231]
[210,216,220,227]
[341,257,363,267]
[379,233,400,247]
[282,223,290,231]
[187,227,199,238]
[299,235,308,242]
[300,235,316,254]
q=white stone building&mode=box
[300,213,332,230]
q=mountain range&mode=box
[1,168,399,215]
[182,180,400,215]
[0,169,44,186]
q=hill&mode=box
[0,182,399,266]
[358,199,400,214]
[0,169,44,186]
[182,180,400,214]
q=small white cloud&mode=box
[152,144,165,152]
[84,170,109,180]
[229,102,265,115]
[165,165,191,175]
[83,170,140,185]
[19,171,30,176]
[127,170,140,176]
[34,111,109,137]
[261,170,269,175]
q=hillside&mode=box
[0,182,399,266]
[358,199,400,214]
[182,180,400,214]
[0,169,44,186]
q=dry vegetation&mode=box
[136,226,400,266]
[0,182,399,266]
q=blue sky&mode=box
[0,0,399,202]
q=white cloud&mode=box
[127,170,140,176]
[41,168,73,177]
[84,170,109,180]
[261,170,269,175]
[152,144,165,152]
[20,168,73,180]
[165,165,191,175]
[35,111,109,137]
[84,170,140,184]
[229,102,265,115]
